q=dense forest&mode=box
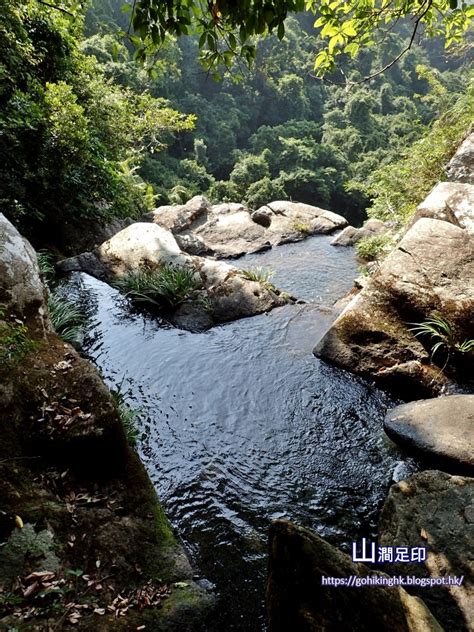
[1,0,472,243]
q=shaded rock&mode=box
[0,213,50,334]
[267,519,443,632]
[331,218,387,247]
[0,228,213,630]
[384,395,474,474]
[147,197,347,258]
[379,471,474,631]
[446,132,474,184]
[409,182,474,234]
[55,215,135,256]
[58,223,288,331]
[314,217,474,399]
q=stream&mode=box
[61,234,415,631]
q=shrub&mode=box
[0,310,37,363]
[114,265,201,309]
[47,293,84,345]
[356,234,393,261]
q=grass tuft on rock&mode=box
[242,266,276,291]
[356,234,393,261]
[114,265,201,309]
[48,294,84,345]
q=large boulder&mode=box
[409,182,474,234]
[379,471,474,631]
[145,195,211,233]
[267,520,443,632]
[331,218,387,247]
[57,223,288,330]
[0,213,50,334]
[446,132,474,184]
[260,200,348,246]
[0,219,212,630]
[146,196,348,258]
[384,395,474,474]
[314,217,474,399]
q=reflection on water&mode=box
[62,235,413,631]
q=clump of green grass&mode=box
[48,293,84,345]
[114,265,201,309]
[110,381,141,447]
[409,315,474,362]
[37,249,55,281]
[242,266,276,291]
[356,234,393,261]
[0,309,37,363]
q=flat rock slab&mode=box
[384,395,474,474]
[379,470,474,631]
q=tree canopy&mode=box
[123,0,473,78]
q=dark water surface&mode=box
[62,235,411,631]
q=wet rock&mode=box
[379,471,474,631]
[446,132,474,184]
[0,213,50,333]
[58,223,288,330]
[331,218,387,247]
[267,519,443,632]
[314,217,474,399]
[409,182,474,234]
[384,395,474,474]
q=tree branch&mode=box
[36,0,75,17]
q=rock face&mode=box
[146,196,347,258]
[384,395,474,474]
[446,132,474,184]
[314,217,474,399]
[267,520,443,632]
[409,182,474,234]
[0,217,212,630]
[58,222,289,331]
[0,213,50,334]
[331,218,387,247]
[379,471,474,631]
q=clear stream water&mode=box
[62,235,414,631]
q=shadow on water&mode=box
[61,235,416,631]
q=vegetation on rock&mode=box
[114,265,202,309]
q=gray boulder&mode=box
[446,132,474,184]
[145,195,211,233]
[331,218,387,247]
[146,197,348,258]
[314,217,474,399]
[58,222,288,330]
[379,471,474,631]
[384,395,474,474]
[0,213,50,334]
[267,519,443,632]
[409,182,474,234]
